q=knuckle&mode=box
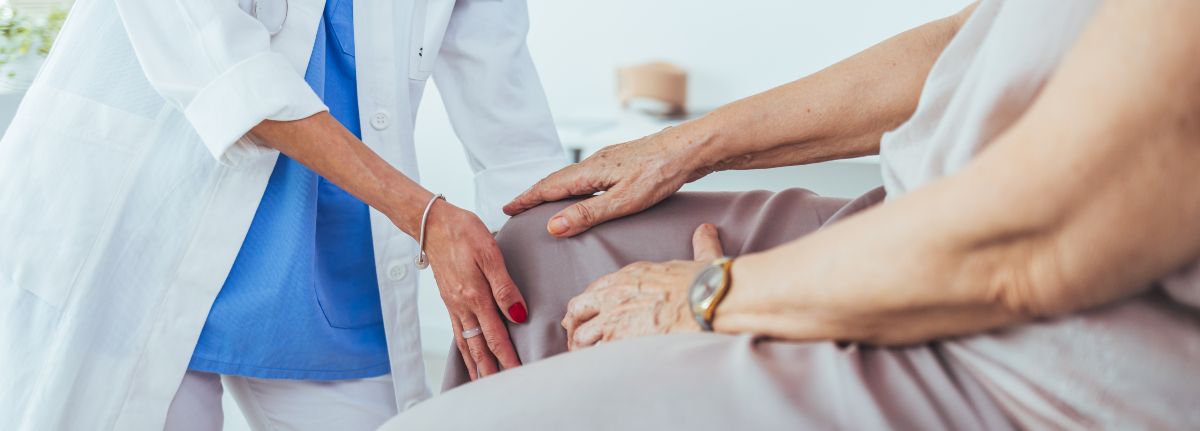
[585,279,612,294]
[547,184,570,199]
[476,243,500,262]
[535,174,560,190]
[491,280,519,302]
[468,345,488,363]
[456,288,480,302]
[573,203,598,225]
[469,297,494,310]
[451,283,475,300]
[606,189,639,212]
[569,291,595,308]
[568,177,595,195]
[484,334,506,353]
[462,288,491,306]
[479,255,508,277]
[625,261,652,272]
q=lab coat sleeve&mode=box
[113,0,327,165]
[433,0,568,230]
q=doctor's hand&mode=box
[561,224,722,351]
[421,200,527,380]
[504,125,716,238]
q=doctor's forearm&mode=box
[689,3,978,172]
[248,112,433,236]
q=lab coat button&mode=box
[386,261,408,281]
[371,111,391,130]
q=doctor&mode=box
[0,0,565,429]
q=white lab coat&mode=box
[0,0,566,429]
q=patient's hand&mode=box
[503,125,716,238]
[562,224,723,350]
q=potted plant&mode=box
[0,4,67,93]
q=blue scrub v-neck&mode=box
[189,0,390,380]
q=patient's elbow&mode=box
[981,241,1078,318]
[985,266,1056,318]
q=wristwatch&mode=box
[688,257,734,331]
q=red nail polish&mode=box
[508,303,528,323]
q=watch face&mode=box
[690,265,723,307]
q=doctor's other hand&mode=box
[421,199,527,380]
[561,223,722,351]
[503,125,716,238]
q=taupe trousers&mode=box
[383,188,1016,430]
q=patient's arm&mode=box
[718,0,1200,345]
[696,2,976,171]
[505,3,977,238]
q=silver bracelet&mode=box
[415,193,444,270]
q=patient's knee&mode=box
[493,201,584,329]
[495,200,576,251]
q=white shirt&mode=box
[0,0,566,429]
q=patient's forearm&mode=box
[711,0,1200,345]
[714,178,1026,345]
[687,3,977,172]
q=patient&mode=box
[385,1,1200,429]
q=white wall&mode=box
[412,0,971,388]
[527,0,970,116]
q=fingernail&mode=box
[547,216,569,235]
[508,303,528,324]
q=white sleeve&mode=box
[432,0,568,230]
[113,0,327,165]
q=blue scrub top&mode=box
[189,0,390,380]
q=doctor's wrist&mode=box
[420,202,496,261]
[382,186,439,238]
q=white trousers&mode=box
[165,370,398,431]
